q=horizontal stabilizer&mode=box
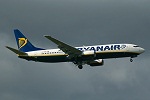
[5,46,27,55]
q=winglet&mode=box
[5,46,28,55]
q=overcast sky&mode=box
[0,0,150,100]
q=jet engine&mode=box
[82,50,96,60]
[82,51,95,56]
[88,59,104,66]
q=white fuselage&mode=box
[24,43,144,59]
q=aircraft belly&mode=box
[19,55,68,62]
[37,56,68,62]
[96,52,139,59]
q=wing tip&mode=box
[5,46,10,49]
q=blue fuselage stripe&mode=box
[19,51,139,63]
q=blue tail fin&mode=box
[14,29,45,52]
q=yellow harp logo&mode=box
[18,38,27,49]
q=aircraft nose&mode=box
[140,48,145,53]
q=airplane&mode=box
[6,29,145,69]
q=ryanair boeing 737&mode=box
[6,29,145,69]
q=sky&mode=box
[0,0,150,100]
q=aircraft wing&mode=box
[44,36,82,58]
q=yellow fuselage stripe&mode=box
[18,51,140,57]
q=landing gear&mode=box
[130,58,133,62]
[73,60,83,69]
[78,65,83,69]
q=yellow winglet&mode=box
[5,46,28,55]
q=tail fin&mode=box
[14,29,44,52]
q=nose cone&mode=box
[139,48,145,53]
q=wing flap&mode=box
[5,46,28,55]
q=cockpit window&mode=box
[133,45,139,47]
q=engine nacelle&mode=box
[81,51,96,60]
[82,51,95,55]
[88,59,104,66]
